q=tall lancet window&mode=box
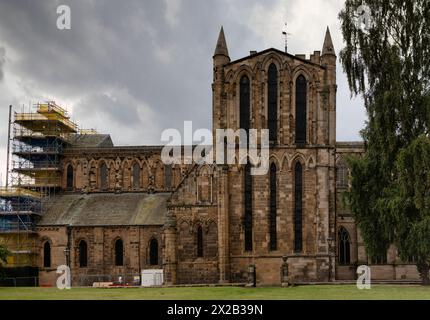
[66,164,74,190]
[197,226,204,258]
[43,241,51,268]
[269,162,277,251]
[149,238,159,265]
[165,164,172,190]
[244,162,253,251]
[268,64,278,143]
[100,162,108,191]
[132,163,141,189]
[295,75,307,144]
[79,240,88,267]
[114,239,124,266]
[240,75,250,133]
[294,162,303,252]
[338,227,351,265]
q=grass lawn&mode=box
[0,285,430,300]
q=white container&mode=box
[141,269,164,287]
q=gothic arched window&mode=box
[240,75,250,133]
[269,162,277,251]
[100,162,108,190]
[66,164,74,190]
[336,161,348,188]
[295,75,307,144]
[155,162,165,189]
[197,226,204,258]
[294,162,303,252]
[114,239,124,266]
[165,164,172,190]
[268,63,278,142]
[132,163,141,189]
[149,238,159,265]
[338,227,351,265]
[244,162,253,251]
[43,241,51,268]
[79,240,88,267]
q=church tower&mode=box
[207,25,339,284]
[166,25,341,285]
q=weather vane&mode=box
[282,22,291,53]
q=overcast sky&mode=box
[0,0,366,185]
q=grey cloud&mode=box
[0,47,5,81]
[0,0,368,184]
[75,92,141,127]
[0,0,364,148]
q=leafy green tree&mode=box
[339,0,430,284]
[0,244,9,266]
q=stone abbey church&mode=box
[3,27,419,286]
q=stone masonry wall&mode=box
[37,225,163,286]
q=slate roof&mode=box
[66,134,113,148]
[38,193,169,227]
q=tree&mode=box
[0,244,9,266]
[339,0,430,284]
[390,136,430,283]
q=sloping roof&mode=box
[66,134,113,148]
[38,193,169,227]
[336,141,365,148]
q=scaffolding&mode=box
[10,101,77,192]
[0,101,77,267]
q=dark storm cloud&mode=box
[0,0,280,144]
[0,0,365,150]
[0,0,368,184]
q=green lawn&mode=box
[0,285,430,300]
